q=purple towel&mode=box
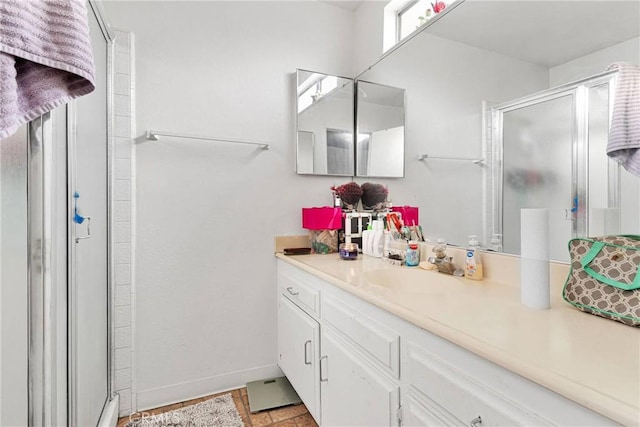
[607,62,640,178]
[0,0,95,140]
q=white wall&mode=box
[102,0,355,411]
[353,0,387,76]
[356,33,549,245]
[550,36,640,86]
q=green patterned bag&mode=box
[563,235,640,327]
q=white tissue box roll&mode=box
[520,258,550,309]
[520,208,550,309]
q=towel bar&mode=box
[145,130,269,150]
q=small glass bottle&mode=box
[406,241,419,267]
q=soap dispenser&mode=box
[465,235,484,280]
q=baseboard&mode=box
[98,394,120,427]
[136,364,283,412]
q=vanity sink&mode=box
[363,267,465,294]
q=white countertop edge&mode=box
[276,253,639,426]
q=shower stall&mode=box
[0,2,117,426]
[490,70,640,262]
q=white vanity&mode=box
[275,252,640,426]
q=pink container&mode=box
[392,206,419,226]
[302,207,343,230]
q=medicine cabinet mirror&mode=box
[356,0,640,261]
[296,69,354,176]
[295,70,406,178]
[356,81,405,177]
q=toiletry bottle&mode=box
[465,235,484,280]
[362,223,372,256]
[383,229,391,258]
[371,220,384,258]
[406,241,419,266]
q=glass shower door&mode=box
[0,126,29,427]
[69,2,112,425]
[501,93,575,262]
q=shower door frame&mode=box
[67,1,116,426]
[489,70,619,260]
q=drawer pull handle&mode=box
[470,416,482,427]
[304,340,312,365]
[286,287,299,296]
[320,356,328,382]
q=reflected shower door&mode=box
[502,94,574,261]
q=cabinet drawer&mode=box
[323,296,400,378]
[406,344,543,426]
[278,263,320,318]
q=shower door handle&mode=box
[75,217,91,243]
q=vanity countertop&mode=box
[275,252,640,426]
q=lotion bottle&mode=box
[465,235,484,280]
[362,223,372,256]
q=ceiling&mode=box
[427,0,640,68]
[317,0,366,11]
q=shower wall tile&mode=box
[114,243,131,264]
[114,116,131,140]
[115,138,132,159]
[116,264,132,284]
[118,389,132,414]
[114,305,131,328]
[115,347,132,369]
[111,27,135,417]
[114,201,132,223]
[115,74,130,96]
[115,180,131,201]
[115,158,132,179]
[115,327,132,349]
[115,94,131,116]
[115,285,131,307]
[115,368,132,391]
[115,52,130,74]
[115,222,132,243]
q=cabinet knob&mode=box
[286,287,299,296]
[470,416,482,427]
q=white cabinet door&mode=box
[278,295,320,422]
[320,327,400,427]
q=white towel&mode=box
[0,0,95,140]
[606,62,640,178]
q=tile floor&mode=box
[117,387,318,427]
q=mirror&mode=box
[356,81,405,177]
[296,69,354,176]
[356,0,640,260]
[295,70,406,177]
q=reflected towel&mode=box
[607,62,640,177]
[0,0,95,140]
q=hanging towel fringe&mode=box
[606,62,640,178]
[0,0,95,140]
